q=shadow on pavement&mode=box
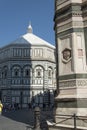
[2,109,34,126]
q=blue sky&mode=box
[0,0,55,47]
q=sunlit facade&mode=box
[0,24,56,108]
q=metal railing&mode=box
[50,113,87,130]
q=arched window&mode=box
[34,66,43,78]
[25,69,29,76]
[12,66,21,77]
[36,68,41,77]
[14,69,19,76]
[48,70,51,77]
[23,66,31,77]
[48,67,52,78]
[1,66,8,79]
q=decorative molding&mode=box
[76,79,87,86]
[59,80,76,88]
[59,79,87,88]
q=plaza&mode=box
[0,108,54,130]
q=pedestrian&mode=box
[0,100,3,115]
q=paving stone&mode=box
[0,109,34,130]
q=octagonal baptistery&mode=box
[0,24,56,108]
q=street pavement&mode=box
[0,108,54,130]
[0,109,34,130]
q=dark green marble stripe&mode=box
[59,74,87,80]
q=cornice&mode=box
[54,3,82,30]
[0,58,56,64]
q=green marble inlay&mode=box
[56,99,87,108]
[59,74,87,80]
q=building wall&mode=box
[0,44,56,108]
[50,0,87,129]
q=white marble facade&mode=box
[0,24,56,108]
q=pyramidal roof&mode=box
[11,24,55,49]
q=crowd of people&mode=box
[3,102,20,111]
[0,100,54,115]
[28,102,54,111]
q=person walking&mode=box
[0,100,3,115]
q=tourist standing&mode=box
[0,100,3,115]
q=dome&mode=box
[10,24,55,49]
